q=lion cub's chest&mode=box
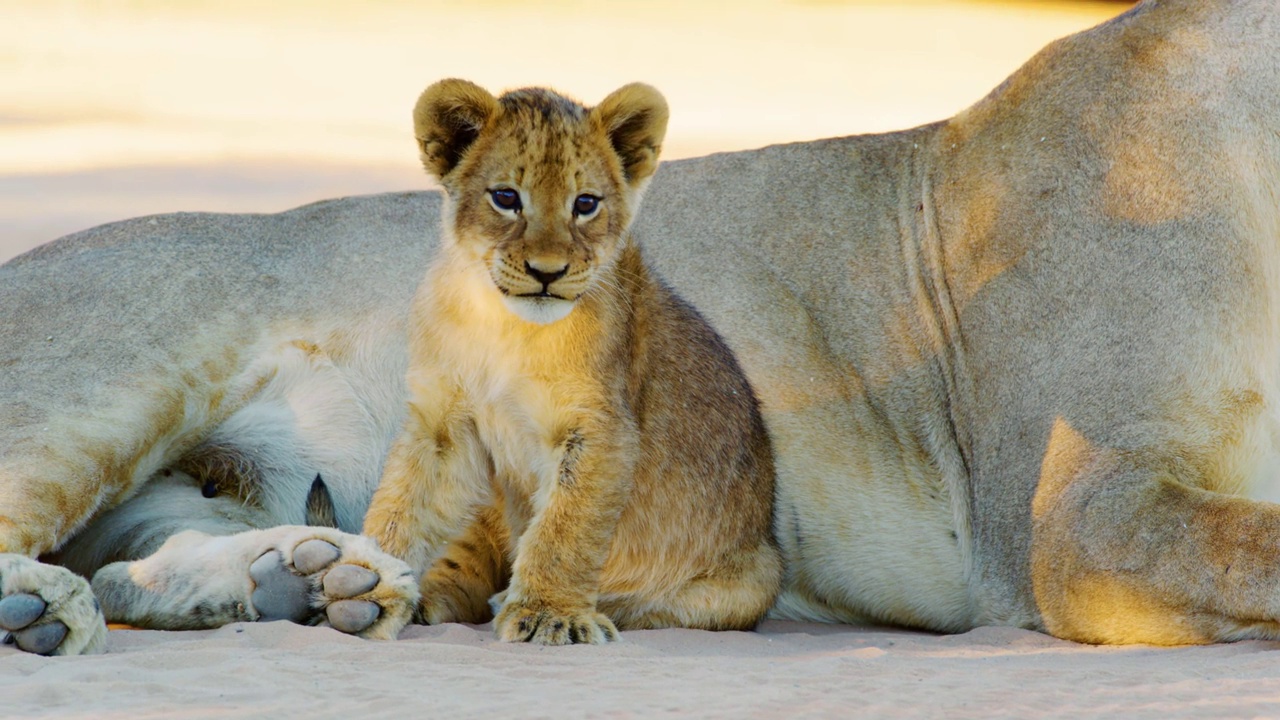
[464,342,570,483]
[426,276,606,488]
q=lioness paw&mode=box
[248,538,400,635]
[494,601,619,645]
[247,531,419,638]
[92,527,418,639]
[0,554,106,656]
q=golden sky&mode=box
[0,1,1129,260]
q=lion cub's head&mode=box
[414,79,668,325]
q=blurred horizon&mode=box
[1,0,1131,261]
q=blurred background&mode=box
[1,0,1131,262]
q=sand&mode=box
[5,620,1279,718]
[13,3,1269,718]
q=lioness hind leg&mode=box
[417,505,511,624]
[91,526,418,639]
[1031,421,1280,645]
[602,543,784,632]
[0,554,106,655]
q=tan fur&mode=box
[7,0,1280,654]
[362,80,781,644]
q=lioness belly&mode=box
[764,399,975,632]
[1231,386,1280,506]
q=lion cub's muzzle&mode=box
[492,256,585,325]
[520,259,571,299]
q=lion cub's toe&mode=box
[495,603,619,645]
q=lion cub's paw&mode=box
[414,573,502,625]
[494,600,619,645]
[0,553,107,655]
[415,578,473,626]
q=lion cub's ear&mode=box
[413,79,500,181]
[590,83,669,188]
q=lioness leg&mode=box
[0,373,235,656]
[1031,421,1280,645]
[417,504,511,624]
[600,542,783,632]
[90,526,418,639]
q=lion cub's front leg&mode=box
[362,373,490,583]
[491,422,637,645]
[415,503,510,625]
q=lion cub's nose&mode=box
[524,259,569,288]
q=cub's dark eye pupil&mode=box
[574,195,598,215]
[491,189,520,211]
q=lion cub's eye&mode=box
[573,194,600,217]
[490,188,522,213]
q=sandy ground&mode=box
[7,621,1280,719]
[14,2,1274,719]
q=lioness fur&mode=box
[3,0,1280,654]
[362,80,782,643]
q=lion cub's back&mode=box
[609,263,777,579]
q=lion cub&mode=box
[363,79,781,644]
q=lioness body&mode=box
[3,0,1280,653]
[364,82,780,642]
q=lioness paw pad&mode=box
[0,554,106,656]
[0,594,68,654]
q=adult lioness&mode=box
[3,0,1280,654]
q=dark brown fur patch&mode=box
[305,475,339,528]
[175,442,260,504]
